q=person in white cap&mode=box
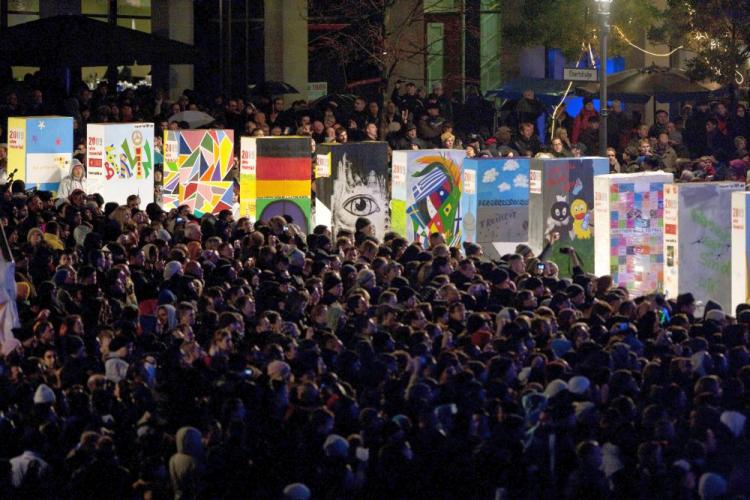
[283,483,311,500]
[544,379,569,398]
[568,376,591,397]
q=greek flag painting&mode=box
[407,155,463,246]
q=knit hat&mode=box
[282,483,311,500]
[544,379,568,398]
[322,273,342,292]
[673,459,691,473]
[74,225,92,248]
[158,289,177,305]
[573,401,596,421]
[705,309,725,323]
[567,284,585,299]
[355,217,372,232]
[518,366,532,384]
[267,360,291,381]
[396,286,417,303]
[720,410,746,438]
[698,472,727,500]
[550,337,573,359]
[33,384,56,405]
[466,313,487,334]
[323,434,349,459]
[287,248,306,268]
[568,375,591,395]
[163,261,183,280]
[489,268,509,285]
[145,202,165,221]
[676,292,696,308]
[703,299,722,314]
[105,357,130,383]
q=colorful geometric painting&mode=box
[391,149,467,247]
[7,116,73,192]
[163,129,235,211]
[528,157,609,276]
[87,123,154,204]
[315,142,389,238]
[240,137,311,227]
[180,181,234,218]
[594,173,673,296]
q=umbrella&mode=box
[577,65,722,103]
[168,111,216,129]
[485,78,574,106]
[249,81,300,96]
[311,93,358,114]
[0,15,200,66]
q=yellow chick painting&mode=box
[571,199,591,240]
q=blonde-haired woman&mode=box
[27,227,44,248]
[109,205,133,232]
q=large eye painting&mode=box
[342,194,381,216]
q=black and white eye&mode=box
[343,195,381,216]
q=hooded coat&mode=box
[169,426,204,500]
[58,162,87,199]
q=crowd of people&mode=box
[0,77,746,185]
[0,79,747,499]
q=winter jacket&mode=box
[169,426,205,500]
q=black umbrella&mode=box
[577,65,722,103]
[486,78,574,106]
[249,81,300,96]
[311,93,358,114]
[0,15,200,66]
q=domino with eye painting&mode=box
[314,142,390,238]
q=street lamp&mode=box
[596,0,612,157]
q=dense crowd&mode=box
[0,80,748,499]
[0,77,746,184]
